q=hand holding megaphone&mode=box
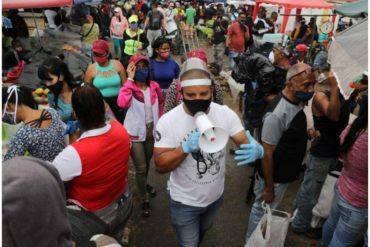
[234,131,264,166]
[182,132,201,154]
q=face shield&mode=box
[180,58,212,88]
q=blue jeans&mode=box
[292,153,337,231]
[169,194,224,247]
[228,51,242,71]
[246,173,289,243]
[321,185,368,247]
[113,38,124,58]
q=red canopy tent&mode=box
[253,0,336,33]
[3,0,73,9]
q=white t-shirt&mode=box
[45,10,58,29]
[154,102,244,207]
[141,88,153,124]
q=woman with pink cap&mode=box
[80,15,99,57]
[110,7,129,60]
[117,54,164,217]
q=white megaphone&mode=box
[194,112,228,153]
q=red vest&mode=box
[69,122,131,212]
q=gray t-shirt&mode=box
[147,10,164,30]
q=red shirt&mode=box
[69,122,131,212]
[227,22,248,53]
[337,125,368,208]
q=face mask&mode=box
[94,56,108,65]
[183,97,212,116]
[170,6,173,10]
[294,91,314,102]
[2,112,17,125]
[15,47,22,52]
[2,86,19,125]
[320,46,324,51]
[159,51,169,59]
[130,23,137,30]
[134,68,149,82]
[268,51,274,64]
[293,52,299,57]
[47,79,64,95]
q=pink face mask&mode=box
[94,56,108,65]
[15,47,22,52]
[159,51,169,59]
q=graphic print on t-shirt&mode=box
[181,128,225,181]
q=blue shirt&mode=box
[150,58,180,90]
[48,93,73,123]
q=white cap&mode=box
[180,58,212,88]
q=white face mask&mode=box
[2,86,19,125]
[269,51,275,64]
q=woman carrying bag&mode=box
[117,54,164,217]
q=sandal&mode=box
[146,184,157,197]
[141,199,150,217]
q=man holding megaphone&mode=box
[154,58,264,247]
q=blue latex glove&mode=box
[62,121,79,136]
[182,132,201,154]
[234,130,264,166]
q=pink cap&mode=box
[295,44,308,52]
[187,50,208,64]
[129,54,149,65]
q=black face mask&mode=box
[47,79,64,95]
[183,97,212,116]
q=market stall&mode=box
[252,0,335,33]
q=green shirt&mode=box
[185,7,196,24]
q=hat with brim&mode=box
[129,15,138,23]
[92,40,109,55]
[129,54,149,65]
[180,58,212,88]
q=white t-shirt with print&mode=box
[154,102,244,207]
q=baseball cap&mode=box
[92,40,109,55]
[116,1,124,6]
[129,54,149,65]
[129,15,138,23]
[187,50,208,64]
[114,7,120,13]
[295,44,308,52]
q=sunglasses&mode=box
[288,67,318,82]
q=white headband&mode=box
[181,79,212,88]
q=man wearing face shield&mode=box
[154,58,264,247]
[245,63,320,244]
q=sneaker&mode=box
[146,184,157,197]
[141,199,150,217]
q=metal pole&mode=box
[32,9,42,46]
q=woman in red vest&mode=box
[52,85,132,241]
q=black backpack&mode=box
[150,10,161,30]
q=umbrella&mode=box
[333,0,368,18]
[328,18,368,100]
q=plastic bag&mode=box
[247,203,293,247]
[310,171,341,228]
[7,61,25,83]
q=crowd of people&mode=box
[1,1,368,247]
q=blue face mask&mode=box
[294,91,314,102]
[130,23,137,30]
[134,68,149,82]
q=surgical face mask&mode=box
[170,6,173,10]
[294,90,314,102]
[47,78,64,95]
[183,97,212,116]
[130,23,137,30]
[159,51,169,59]
[2,86,19,125]
[94,55,108,65]
[268,51,274,64]
[15,47,22,52]
[134,68,149,82]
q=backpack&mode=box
[150,10,161,30]
[176,8,183,21]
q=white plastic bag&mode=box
[310,171,341,228]
[247,203,293,247]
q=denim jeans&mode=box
[246,173,289,243]
[228,51,242,71]
[113,38,124,58]
[292,153,338,231]
[213,42,225,71]
[321,185,368,247]
[169,194,224,247]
